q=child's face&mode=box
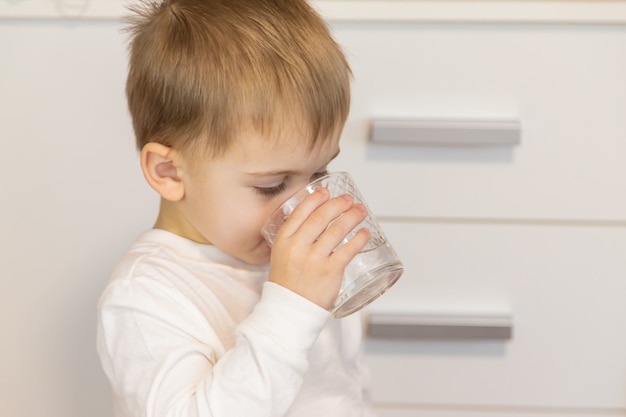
[175,131,341,266]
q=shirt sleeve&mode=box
[97,279,331,417]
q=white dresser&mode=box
[322,3,626,416]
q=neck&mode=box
[153,199,210,244]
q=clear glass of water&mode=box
[262,171,403,318]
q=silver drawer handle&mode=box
[369,118,521,147]
[366,312,513,340]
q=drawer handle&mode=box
[370,118,521,146]
[366,312,513,340]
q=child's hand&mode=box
[268,188,371,311]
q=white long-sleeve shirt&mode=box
[97,229,374,417]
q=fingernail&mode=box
[315,188,329,198]
[342,194,353,201]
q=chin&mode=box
[241,245,271,266]
[244,255,270,266]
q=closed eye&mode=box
[253,170,329,198]
[254,182,287,197]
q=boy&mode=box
[97,0,375,416]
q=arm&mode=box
[98,279,329,417]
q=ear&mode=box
[140,142,185,202]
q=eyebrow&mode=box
[246,148,341,177]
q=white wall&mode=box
[0,17,152,417]
[1,2,625,417]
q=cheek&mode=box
[220,198,268,235]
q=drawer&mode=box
[328,23,626,221]
[372,406,622,417]
[364,221,626,410]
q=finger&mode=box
[291,194,356,245]
[276,188,330,238]
[330,227,371,265]
[313,203,368,254]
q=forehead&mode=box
[224,129,341,171]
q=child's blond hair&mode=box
[125,0,352,159]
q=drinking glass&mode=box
[262,172,403,318]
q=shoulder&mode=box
[98,229,204,313]
[103,228,237,290]
[98,229,267,327]
[97,231,228,354]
